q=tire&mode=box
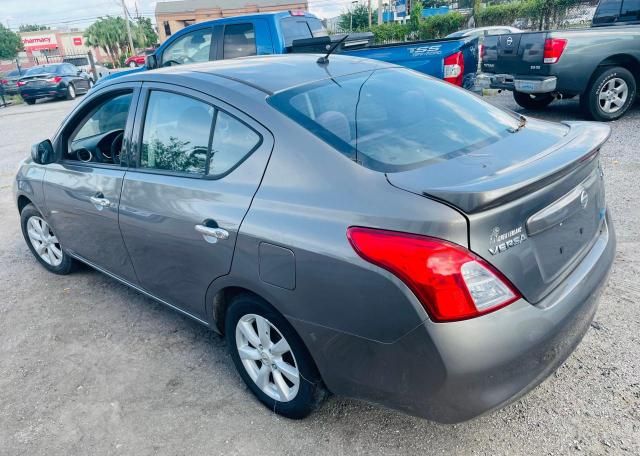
[513,91,555,110]
[20,204,75,275]
[66,84,76,100]
[225,293,327,419]
[25,98,36,105]
[129,61,137,68]
[581,66,636,121]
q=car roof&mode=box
[112,54,398,95]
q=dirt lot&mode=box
[0,94,638,455]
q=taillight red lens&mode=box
[443,51,465,86]
[17,80,25,87]
[0,79,7,85]
[543,38,567,64]
[46,76,62,83]
[347,227,521,322]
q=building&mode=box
[155,0,309,42]
[18,29,107,66]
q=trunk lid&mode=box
[387,120,610,303]
[482,31,548,75]
[20,73,56,87]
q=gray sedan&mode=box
[14,54,615,422]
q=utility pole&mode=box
[121,0,135,55]
[378,0,383,24]
[368,0,372,27]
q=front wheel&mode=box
[581,66,636,121]
[513,91,555,110]
[129,61,137,68]
[225,294,327,419]
[20,204,75,274]
[24,98,36,105]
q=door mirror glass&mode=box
[146,53,157,69]
[31,140,55,165]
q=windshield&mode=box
[268,68,520,172]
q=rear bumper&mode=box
[477,73,557,93]
[294,213,615,423]
[20,85,66,100]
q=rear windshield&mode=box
[268,68,520,172]
[280,17,328,47]
[592,0,639,23]
[25,65,62,76]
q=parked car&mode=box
[97,10,479,90]
[18,63,92,104]
[62,55,110,81]
[446,26,523,39]
[15,55,615,422]
[1,68,25,95]
[124,49,155,68]
[478,0,640,120]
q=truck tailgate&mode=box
[482,32,548,75]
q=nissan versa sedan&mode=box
[14,55,615,422]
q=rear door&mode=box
[42,83,141,283]
[119,83,273,318]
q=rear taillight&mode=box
[0,79,7,85]
[478,44,485,60]
[17,80,25,87]
[347,227,521,322]
[543,38,567,64]
[443,51,465,86]
[46,76,62,83]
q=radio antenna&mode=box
[317,34,349,64]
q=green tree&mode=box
[84,16,130,67]
[338,4,371,30]
[0,24,23,60]
[134,17,158,48]
[409,0,424,31]
[18,24,50,32]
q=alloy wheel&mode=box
[26,216,63,267]
[599,77,628,114]
[235,314,300,402]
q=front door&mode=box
[118,83,272,318]
[43,84,140,283]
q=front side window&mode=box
[68,92,133,162]
[621,0,640,19]
[141,91,214,175]
[268,68,521,172]
[161,28,212,66]
[223,23,257,59]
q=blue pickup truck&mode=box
[101,11,478,88]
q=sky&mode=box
[0,0,356,31]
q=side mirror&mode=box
[145,53,158,69]
[77,70,82,76]
[31,140,55,165]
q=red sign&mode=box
[73,37,83,46]
[21,34,58,51]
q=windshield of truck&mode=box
[268,68,521,172]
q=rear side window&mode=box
[223,23,257,59]
[140,90,261,176]
[593,0,622,23]
[141,91,214,175]
[268,68,521,172]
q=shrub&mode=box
[419,12,466,39]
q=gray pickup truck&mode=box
[478,0,640,121]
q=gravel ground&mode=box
[0,94,638,455]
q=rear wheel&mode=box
[513,91,554,110]
[66,84,76,100]
[20,204,75,274]
[581,66,636,121]
[25,98,36,105]
[225,293,327,419]
[129,61,137,68]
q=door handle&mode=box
[89,195,111,210]
[195,224,229,243]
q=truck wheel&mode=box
[513,91,554,110]
[581,66,636,121]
